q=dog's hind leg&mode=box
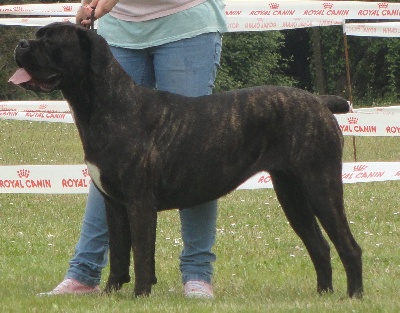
[128,204,158,297]
[103,197,132,293]
[302,170,363,298]
[270,171,334,295]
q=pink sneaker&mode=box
[38,278,100,296]
[184,280,214,299]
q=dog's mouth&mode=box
[9,67,61,92]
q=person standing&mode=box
[40,0,227,299]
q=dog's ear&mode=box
[77,28,112,74]
[36,22,67,39]
[36,26,47,39]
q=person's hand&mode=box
[76,0,97,26]
[76,0,120,26]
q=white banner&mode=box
[0,165,90,194]
[0,110,74,123]
[335,112,400,136]
[224,1,400,19]
[1,162,399,194]
[0,16,342,32]
[227,16,343,32]
[344,22,400,37]
[2,101,400,136]
[353,106,400,113]
[238,162,400,190]
[7,102,400,114]
[0,100,69,112]
[2,2,400,20]
[0,16,77,27]
[2,2,400,32]
[0,3,79,16]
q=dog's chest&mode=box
[86,161,107,195]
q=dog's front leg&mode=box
[103,197,132,293]
[129,205,158,297]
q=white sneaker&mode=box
[38,278,100,296]
[184,280,214,299]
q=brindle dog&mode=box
[10,23,362,298]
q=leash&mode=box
[89,6,96,31]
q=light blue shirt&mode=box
[97,0,227,49]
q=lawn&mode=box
[0,120,399,312]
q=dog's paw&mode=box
[134,286,152,297]
[349,288,363,299]
[104,275,131,293]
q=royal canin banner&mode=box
[344,22,400,37]
[353,106,400,113]
[2,101,400,136]
[238,162,400,190]
[0,110,74,123]
[0,162,399,194]
[2,103,400,114]
[0,101,70,112]
[225,0,400,19]
[334,112,400,136]
[0,101,73,123]
[3,2,400,32]
[0,16,93,28]
[2,1,400,20]
[0,16,343,32]
[0,3,79,16]
[0,165,90,194]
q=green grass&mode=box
[0,120,399,312]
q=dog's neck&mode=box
[61,58,139,152]
[65,58,131,103]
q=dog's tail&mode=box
[319,95,351,114]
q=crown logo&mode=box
[378,2,389,9]
[17,169,30,178]
[354,165,368,172]
[39,104,48,110]
[82,168,89,177]
[62,5,73,12]
[21,18,29,22]
[323,3,333,10]
[348,117,358,124]
[269,3,279,9]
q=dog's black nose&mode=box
[18,39,29,49]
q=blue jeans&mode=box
[66,32,222,286]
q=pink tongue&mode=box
[8,68,32,84]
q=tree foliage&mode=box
[314,25,400,105]
[215,31,295,92]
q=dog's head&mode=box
[9,22,112,92]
